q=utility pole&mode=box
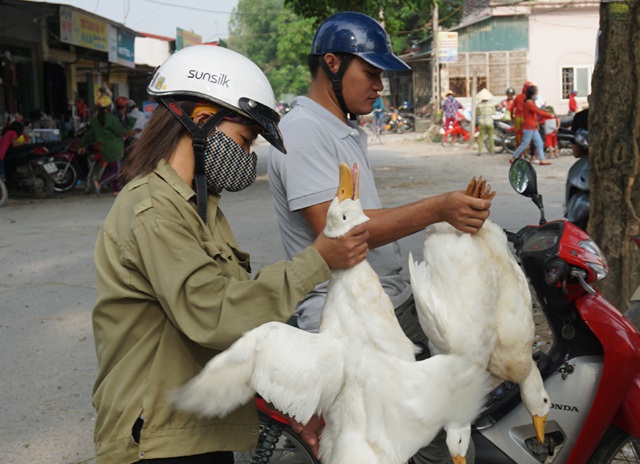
[431,4,439,123]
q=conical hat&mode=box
[477,88,494,101]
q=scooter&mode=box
[469,158,640,463]
[236,159,640,464]
[3,143,58,199]
[565,128,590,231]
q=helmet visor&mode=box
[359,52,410,71]
[239,97,287,154]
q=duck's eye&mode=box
[342,215,347,220]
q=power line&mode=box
[141,0,233,15]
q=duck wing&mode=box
[171,321,343,424]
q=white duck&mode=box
[172,163,489,464]
[409,179,550,463]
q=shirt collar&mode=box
[291,96,359,140]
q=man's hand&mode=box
[312,223,369,269]
[289,415,324,458]
[440,190,492,234]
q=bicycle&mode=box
[425,121,444,144]
[366,121,385,145]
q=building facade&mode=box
[403,0,599,115]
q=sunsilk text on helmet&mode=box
[187,69,230,88]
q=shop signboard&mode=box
[108,26,135,68]
[60,6,108,52]
[176,28,202,50]
[437,31,459,63]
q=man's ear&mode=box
[323,53,341,74]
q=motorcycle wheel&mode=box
[587,424,640,463]
[31,167,55,199]
[0,178,8,207]
[426,124,443,144]
[502,133,517,153]
[233,412,319,464]
[52,159,78,192]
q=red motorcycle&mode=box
[442,110,477,147]
[236,159,640,464]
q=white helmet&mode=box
[147,45,285,153]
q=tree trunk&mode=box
[589,0,640,314]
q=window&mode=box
[562,66,592,99]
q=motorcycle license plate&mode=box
[43,162,57,174]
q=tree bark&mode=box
[589,0,640,313]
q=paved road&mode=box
[0,133,575,464]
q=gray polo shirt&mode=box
[268,96,411,332]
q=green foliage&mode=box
[226,0,464,98]
[227,0,314,100]
[284,0,464,54]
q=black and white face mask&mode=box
[203,130,257,194]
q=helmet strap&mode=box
[320,54,356,121]
[159,97,231,224]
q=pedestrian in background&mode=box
[476,88,495,156]
[81,95,124,196]
[510,85,553,165]
[442,90,463,130]
[127,99,148,138]
[512,81,533,147]
[568,90,578,115]
[373,95,385,131]
[0,121,26,179]
[541,105,560,159]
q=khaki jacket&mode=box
[92,159,330,462]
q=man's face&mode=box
[340,57,384,115]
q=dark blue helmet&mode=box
[311,12,410,71]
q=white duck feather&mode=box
[172,164,490,464]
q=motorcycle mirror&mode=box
[509,158,538,197]
[509,159,547,225]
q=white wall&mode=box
[528,8,599,115]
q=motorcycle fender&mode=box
[613,372,640,438]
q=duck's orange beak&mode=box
[336,162,359,202]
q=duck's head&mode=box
[323,163,369,239]
[521,369,551,443]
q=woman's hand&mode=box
[289,415,324,458]
[312,223,369,270]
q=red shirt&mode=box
[512,93,527,118]
[522,100,552,130]
[569,94,578,112]
[0,129,18,161]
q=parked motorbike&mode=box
[565,128,589,231]
[3,143,58,199]
[49,124,91,192]
[469,158,640,463]
[385,110,414,133]
[237,159,640,464]
[492,118,513,154]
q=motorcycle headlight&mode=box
[579,239,605,259]
[579,239,609,280]
[586,262,608,281]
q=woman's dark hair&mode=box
[526,85,538,101]
[2,121,24,137]
[122,97,199,182]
